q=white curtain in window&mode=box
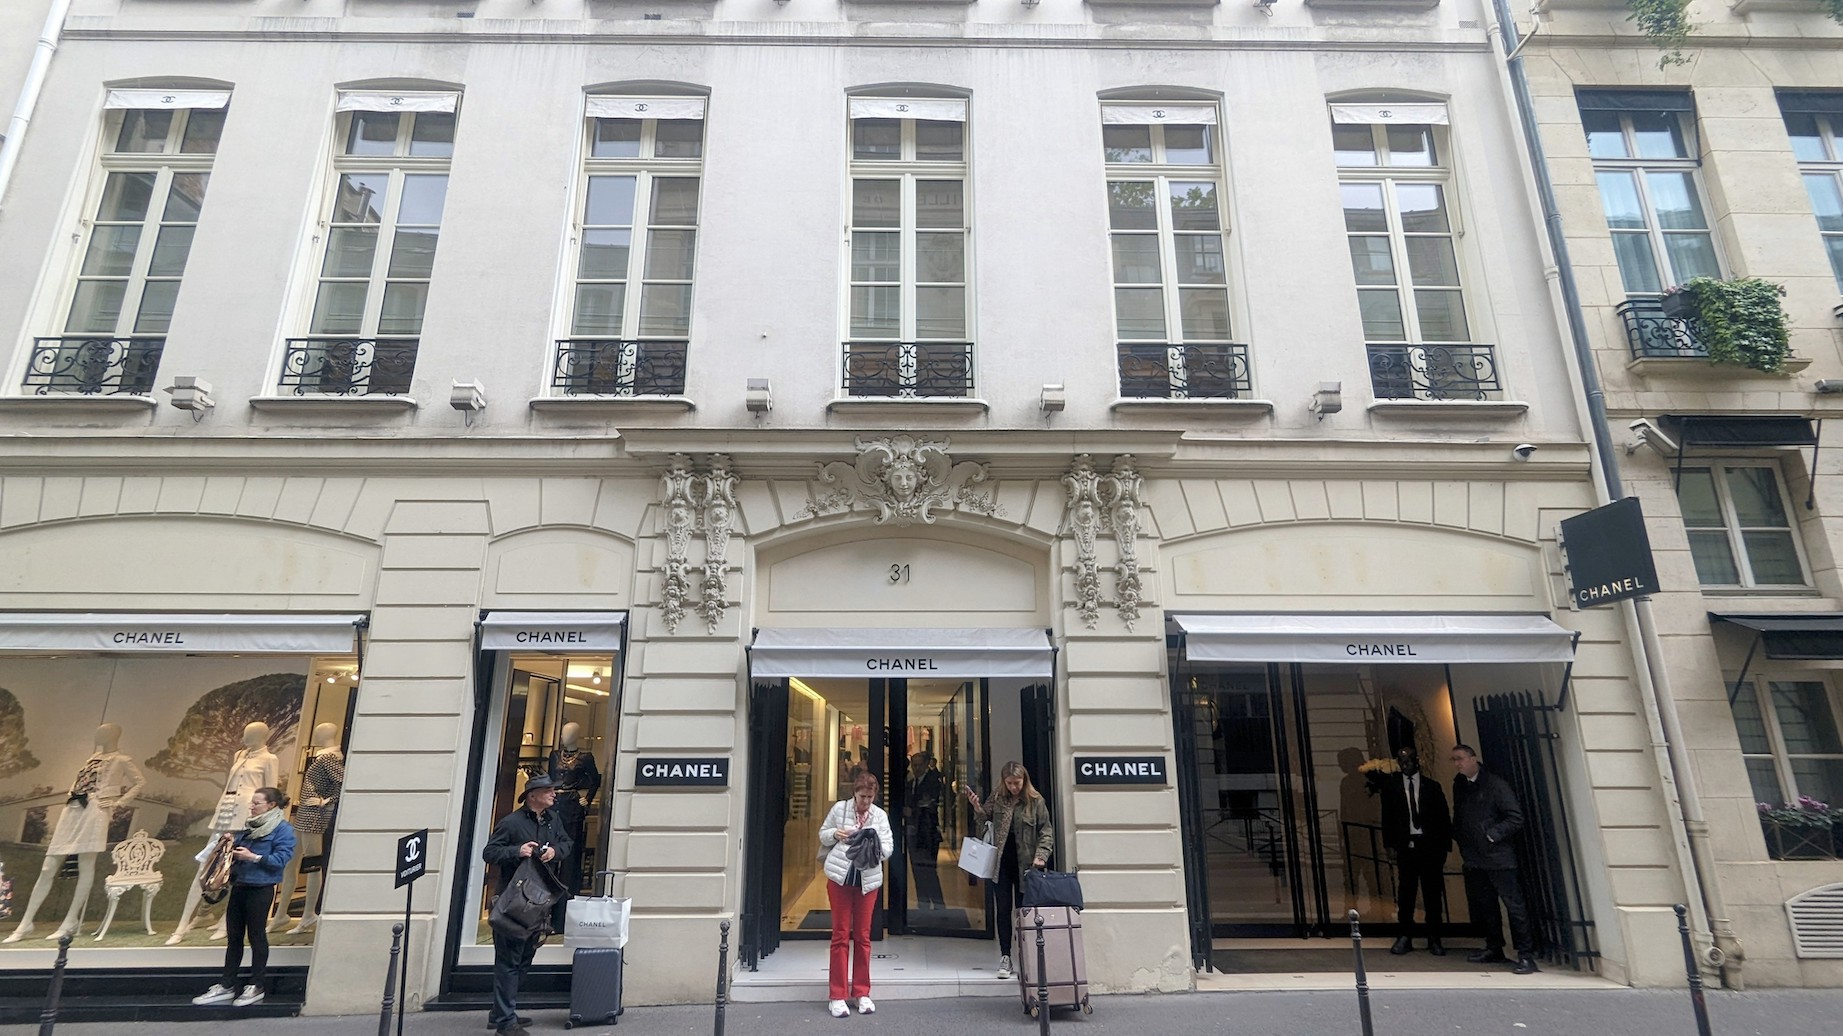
[848,97,967,122]
[103,89,230,111]
[1101,104,1219,126]
[336,91,460,114]
[1330,103,1450,126]
[584,96,707,120]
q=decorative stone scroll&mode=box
[801,435,1001,527]
[1062,454,1147,630]
[658,453,738,634]
[1062,456,1105,630]
[1100,456,1145,630]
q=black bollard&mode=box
[714,919,730,1036]
[1348,910,1376,1036]
[1674,904,1714,1036]
[377,922,404,1036]
[1035,910,1050,1036]
[36,932,71,1036]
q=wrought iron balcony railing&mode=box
[278,337,417,396]
[1615,297,1707,360]
[23,336,164,396]
[1117,342,1252,400]
[552,338,689,396]
[841,341,973,398]
[1367,343,1501,401]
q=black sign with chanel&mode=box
[634,757,731,787]
[1559,497,1661,609]
[1074,756,1169,786]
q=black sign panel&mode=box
[1074,756,1169,786]
[1560,497,1662,609]
[395,828,429,888]
[635,756,730,787]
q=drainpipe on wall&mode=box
[0,0,73,211]
[1483,0,1743,989]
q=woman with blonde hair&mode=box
[818,769,894,1018]
[965,760,1053,980]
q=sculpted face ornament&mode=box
[805,435,999,526]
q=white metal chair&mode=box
[94,830,165,940]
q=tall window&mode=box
[31,95,226,395]
[1779,92,1843,295]
[1730,676,1843,809]
[1579,91,1720,295]
[292,93,457,395]
[1675,462,1806,587]
[554,97,704,397]
[844,97,971,397]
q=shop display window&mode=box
[0,654,355,953]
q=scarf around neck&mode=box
[246,807,284,840]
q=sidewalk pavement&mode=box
[9,987,1843,1036]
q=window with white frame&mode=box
[1729,674,1843,809]
[1675,462,1807,587]
[844,96,972,398]
[554,96,704,397]
[1778,92,1843,295]
[290,92,457,395]
[1579,91,1721,296]
[27,91,228,396]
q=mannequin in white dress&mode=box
[167,722,279,945]
[3,724,144,942]
[271,722,343,933]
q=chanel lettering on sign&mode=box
[634,757,731,787]
[1074,756,1169,786]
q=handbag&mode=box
[489,855,566,941]
[1020,868,1084,911]
[198,834,236,906]
[957,821,1000,882]
[565,869,631,949]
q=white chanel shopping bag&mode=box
[564,895,631,949]
[957,822,1000,882]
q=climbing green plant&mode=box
[1625,0,1694,67]
[1822,0,1843,25]
[1664,277,1793,373]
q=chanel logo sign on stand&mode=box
[1074,756,1169,786]
[635,757,730,787]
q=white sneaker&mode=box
[232,985,265,1007]
[827,998,850,1018]
[857,996,876,1014]
[191,984,235,1006]
[996,954,1014,980]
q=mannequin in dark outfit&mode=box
[547,721,602,911]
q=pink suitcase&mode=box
[1014,905,1093,1016]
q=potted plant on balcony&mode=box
[1660,276,1793,374]
[1758,797,1840,861]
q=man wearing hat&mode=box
[481,774,573,1036]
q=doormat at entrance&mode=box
[1211,946,1479,974]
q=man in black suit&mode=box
[1449,744,1538,975]
[1379,747,1450,955]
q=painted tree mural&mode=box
[144,673,305,782]
[0,686,40,780]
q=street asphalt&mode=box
[7,987,1842,1036]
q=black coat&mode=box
[482,805,575,895]
[1451,768,1524,870]
[1379,770,1451,857]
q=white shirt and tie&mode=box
[1404,770,1423,840]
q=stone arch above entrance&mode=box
[483,525,635,608]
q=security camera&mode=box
[1512,443,1537,461]
[1625,417,1679,457]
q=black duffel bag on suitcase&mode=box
[1020,868,1084,911]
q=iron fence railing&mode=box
[841,341,973,398]
[1117,342,1252,399]
[278,337,417,396]
[1615,298,1707,360]
[1367,343,1501,401]
[551,338,689,396]
[23,336,164,396]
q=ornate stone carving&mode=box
[659,455,697,635]
[803,435,999,526]
[1100,455,1145,631]
[658,454,738,635]
[1062,455,1104,630]
[695,454,738,634]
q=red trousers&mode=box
[826,879,875,1000]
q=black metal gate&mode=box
[741,678,789,970]
[1473,691,1598,971]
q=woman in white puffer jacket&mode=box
[818,769,894,1019]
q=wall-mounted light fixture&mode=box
[450,380,487,426]
[746,378,772,414]
[1040,383,1066,413]
[165,376,214,421]
[1309,381,1342,421]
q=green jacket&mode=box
[975,792,1054,875]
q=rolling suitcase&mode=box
[1014,905,1093,1017]
[565,945,625,1028]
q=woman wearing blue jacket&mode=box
[192,786,297,1008]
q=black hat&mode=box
[518,774,560,802]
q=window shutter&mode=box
[335,91,460,114]
[1100,103,1218,126]
[847,97,967,122]
[104,89,230,111]
[584,96,707,120]
[1330,102,1449,126]
[1574,89,1694,114]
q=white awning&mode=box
[848,97,967,123]
[0,614,364,654]
[1173,614,1576,665]
[585,96,706,120]
[104,89,230,111]
[336,91,460,114]
[1330,102,1449,126]
[1102,103,1219,126]
[752,628,1053,679]
[481,612,625,651]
